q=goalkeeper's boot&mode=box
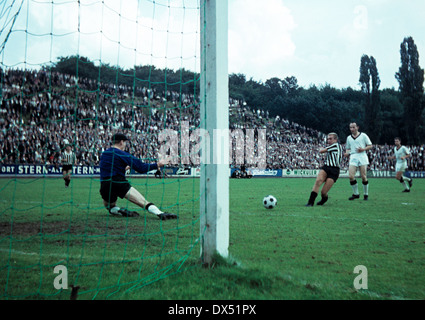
[118,208,140,217]
[158,212,178,220]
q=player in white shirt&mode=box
[388,137,413,192]
[344,123,373,200]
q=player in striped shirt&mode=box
[306,133,343,206]
[61,143,77,188]
[388,137,413,192]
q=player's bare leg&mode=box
[317,178,335,205]
[63,170,72,187]
[125,187,149,208]
[125,187,177,220]
[396,170,411,192]
[306,170,326,206]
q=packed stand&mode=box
[1,68,424,172]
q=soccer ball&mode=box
[263,195,277,209]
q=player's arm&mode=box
[129,157,158,174]
[344,148,351,157]
[401,149,412,160]
[343,138,350,157]
[125,153,170,174]
[320,143,336,154]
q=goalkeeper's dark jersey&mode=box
[99,147,158,181]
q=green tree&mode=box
[379,89,404,143]
[359,54,381,143]
[395,36,425,145]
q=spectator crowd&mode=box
[1,68,424,172]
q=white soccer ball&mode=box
[263,195,277,209]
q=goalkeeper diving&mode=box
[99,133,177,220]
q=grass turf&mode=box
[0,176,424,300]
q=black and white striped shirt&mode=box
[324,143,343,168]
[62,151,76,165]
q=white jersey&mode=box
[394,146,410,165]
[346,132,372,167]
[345,132,372,155]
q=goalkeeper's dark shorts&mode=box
[100,176,132,203]
[321,165,340,183]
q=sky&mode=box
[229,0,425,89]
[1,0,425,90]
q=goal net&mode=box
[0,0,219,299]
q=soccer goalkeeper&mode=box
[99,133,177,220]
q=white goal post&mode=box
[199,0,229,265]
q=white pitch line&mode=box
[236,211,425,225]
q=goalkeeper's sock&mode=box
[109,206,121,216]
[146,203,163,216]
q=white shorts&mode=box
[349,153,369,167]
[396,162,408,173]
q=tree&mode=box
[395,36,425,145]
[359,54,381,143]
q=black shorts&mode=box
[100,176,132,203]
[322,165,340,182]
[62,165,73,172]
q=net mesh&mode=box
[0,0,203,299]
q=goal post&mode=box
[199,0,229,265]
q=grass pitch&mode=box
[0,176,424,300]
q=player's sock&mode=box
[307,191,318,206]
[400,178,410,190]
[362,180,369,195]
[317,195,328,206]
[402,176,411,189]
[145,203,163,215]
[350,180,359,195]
